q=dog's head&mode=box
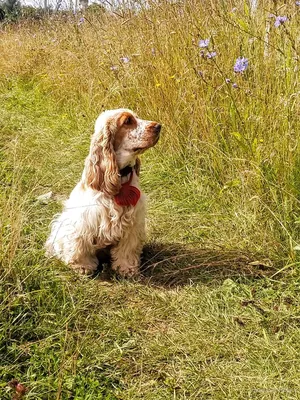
[84,109,161,195]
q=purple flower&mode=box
[206,51,217,59]
[199,39,210,48]
[120,56,130,64]
[232,83,238,89]
[78,17,84,25]
[274,15,288,28]
[234,57,249,73]
[296,1,300,5]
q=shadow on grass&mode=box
[139,242,276,287]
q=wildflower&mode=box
[199,38,210,48]
[234,57,249,73]
[78,17,84,25]
[274,15,288,28]
[296,1,300,5]
[225,78,231,83]
[232,83,238,88]
[206,51,217,59]
[120,56,130,64]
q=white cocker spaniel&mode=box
[45,109,161,277]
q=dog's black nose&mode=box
[153,124,162,134]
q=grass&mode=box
[1,1,300,398]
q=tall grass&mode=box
[1,1,300,398]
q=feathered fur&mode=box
[45,109,161,277]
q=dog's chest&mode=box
[94,201,140,245]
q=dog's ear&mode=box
[85,118,121,196]
[85,140,105,192]
[134,157,141,176]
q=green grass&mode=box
[1,1,300,398]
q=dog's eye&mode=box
[124,116,132,125]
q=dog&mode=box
[45,109,161,277]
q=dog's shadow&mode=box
[97,242,276,287]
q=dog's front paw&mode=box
[113,263,140,278]
[71,263,97,276]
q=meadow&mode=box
[1,0,300,398]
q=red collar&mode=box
[114,171,141,207]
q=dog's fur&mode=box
[45,109,161,277]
